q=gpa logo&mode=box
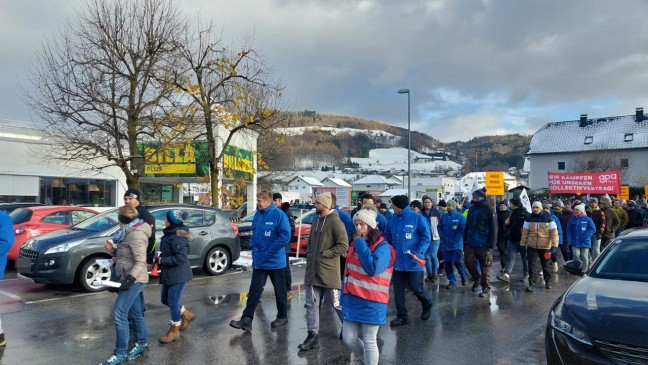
[598,173,618,183]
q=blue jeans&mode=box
[442,250,468,285]
[113,283,147,356]
[392,270,432,320]
[424,239,441,278]
[242,268,287,320]
[342,320,380,365]
[161,282,186,322]
[504,241,528,276]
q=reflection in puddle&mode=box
[207,285,307,305]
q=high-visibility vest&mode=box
[343,237,395,304]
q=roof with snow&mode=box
[528,113,648,154]
[322,177,352,187]
[379,188,408,197]
[290,176,324,186]
[353,175,398,185]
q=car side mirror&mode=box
[563,260,585,276]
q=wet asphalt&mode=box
[0,257,576,365]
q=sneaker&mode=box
[520,275,529,283]
[526,284,535,292]
[298,331,320,351]
[271,318,288,328]
[99,354,128,365]
[545,282,552,289]
[0,333,5,348]
[229,317,252,332]
[127,343,148,360]
[389,317,409,327]
[461,277,467,286]
[421,305,432,320]
[471,281,480,292]
[445,284,456,290]
[496,273,510,283]
[552,262,559,272]
[479,288,490,298]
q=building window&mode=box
[624,133,634,142]
[587,161,596,169]
[584,136,593,144]
[621,159,629,168]
[557,162,565,170]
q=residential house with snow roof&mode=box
[527,108,648,190]
[321,177,352,207]
[352,175,401,194]
[286,176,324,203]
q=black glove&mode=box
[119,274,136,291]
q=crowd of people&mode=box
[48,187,644,365]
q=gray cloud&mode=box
[3,0,648,142]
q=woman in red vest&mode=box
[341,206,395,365]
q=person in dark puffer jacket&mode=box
[463,189,496,298]
[158,209,194,343]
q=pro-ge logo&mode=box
[599,173,617,183]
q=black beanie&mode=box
[472,189,487,202]
[410,200,422,210]
[391,195,409,209]
[124,188,141,201]
[438,200,447,208]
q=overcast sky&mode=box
[2,0,648,142]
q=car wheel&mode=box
[203,246,230,276]
[77,256,112,292]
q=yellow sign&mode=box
[645,186,648,199]
[145,164,196,175]
[621,185,630,201]
[485,172,505,196]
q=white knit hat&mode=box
[353,209,377,229]
[573,204,586,214]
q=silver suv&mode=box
[17,204,240,292]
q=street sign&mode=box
[621,185,630,201]
[485,172,505,196]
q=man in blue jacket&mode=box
[384,195,433,326]
[463,189,496,298]
[230,191,291,332]
[439,199,468,289]
[0,210,15,348]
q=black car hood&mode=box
[559,276,648,347]
[29,228,100,251]
[237,222,252,232]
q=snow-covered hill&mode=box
[351,148,461,173]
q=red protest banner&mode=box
[547,170,621,194]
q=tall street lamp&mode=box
[398,89,411,199]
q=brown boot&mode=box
[180,309,194,331]
[159,324,180,343]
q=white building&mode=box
[407,176,458,201]
[321,177,352,207]
[286,176,324,203]
[527,109,648,190]
[352,175,400,193]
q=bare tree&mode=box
[172,23,285,207]
[24,0,186,188]
[570,148,629,180]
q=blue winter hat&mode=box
[166,209,187,225]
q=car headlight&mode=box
[550,311,592,345]
[44,240,86,254]
[23,239,36,250]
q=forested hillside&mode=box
[259,111,531,172]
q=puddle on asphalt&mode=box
[208,285,307,305]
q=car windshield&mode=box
[591,239,648,282]
[295,210,317,224]
[72,208,119,232]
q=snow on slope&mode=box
[352,148,461,173]
[277,126,401,139]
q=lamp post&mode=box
[398,89,411,199]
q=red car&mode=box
[290,210,317,257]
[8,206,98,261]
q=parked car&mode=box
[291,209,318,257]
[236,210,256,250]
[16,204,240,292]
[8,206,98,261]
[545,228,648,365]
[0,202,44,214]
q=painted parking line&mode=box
[0,289,23,302]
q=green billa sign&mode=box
[223,146,254,182]
[139,142,210,177]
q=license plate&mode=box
[16,257,32,272]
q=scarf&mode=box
[112,218,143,244]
